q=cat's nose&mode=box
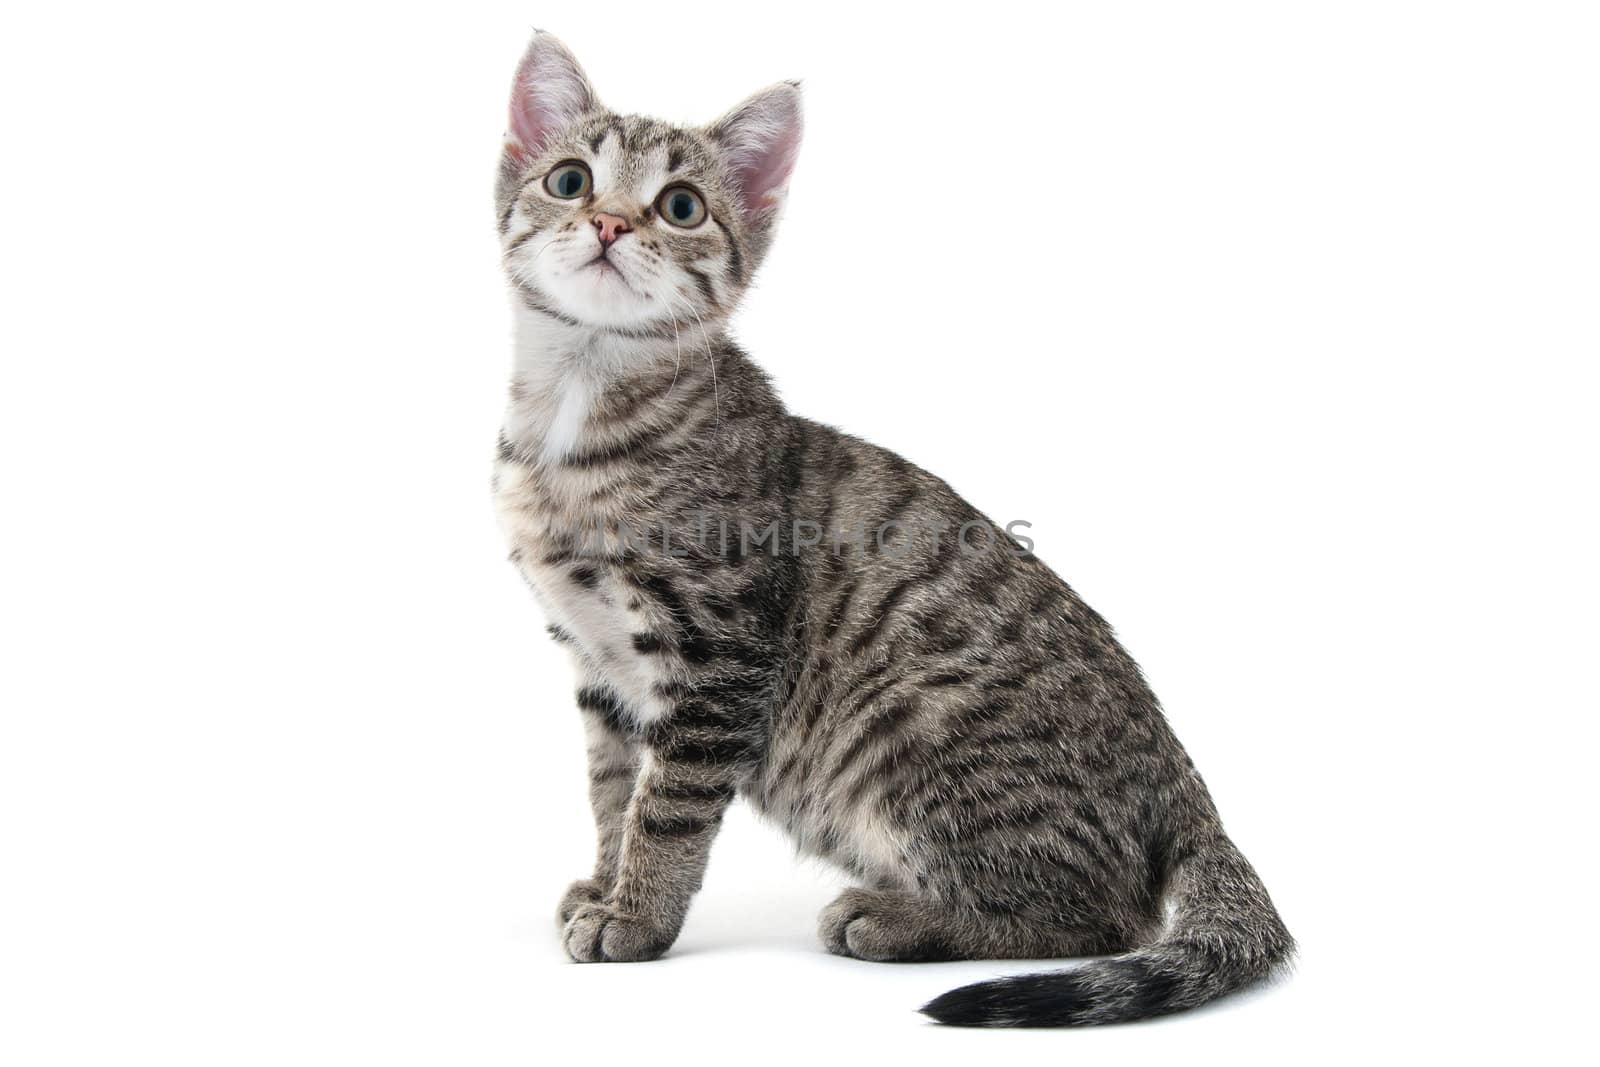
[592,213,631,248]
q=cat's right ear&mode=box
[505,32,600,166]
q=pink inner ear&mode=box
[508,79,559,157]
[506,37,595,162]
[731,121,802,216]
[716,87,803,219]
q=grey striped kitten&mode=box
[492,32,1292,1027]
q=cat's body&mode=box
[493,33,1292,1027]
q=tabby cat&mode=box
[492,31,1292,1027]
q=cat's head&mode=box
[496,32,802,335]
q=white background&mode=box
[2,3,1596,1063]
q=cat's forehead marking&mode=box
[584,116,697,207]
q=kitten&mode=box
[492,32,1292,1027]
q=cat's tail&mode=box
[919,831,1293,1027]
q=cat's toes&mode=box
[843,912,940,961]
[818,888,878,955]
[556,878,605,925]
[562,902,672,963]
[818,888,947,962]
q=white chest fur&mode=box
[494,307,695,728]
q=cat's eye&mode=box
[656,185,707,228]
[544,162,592,199]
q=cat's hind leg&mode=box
[818,888,1131,962]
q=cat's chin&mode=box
[536,275,664,333]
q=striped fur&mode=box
[493,32,1292,1026]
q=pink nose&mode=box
[593,213,631,248]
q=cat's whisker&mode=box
[674,290,720,430]
[665,303,684,398]
[508,236,563,290]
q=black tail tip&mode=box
[917,967,1144,1028]
[918,982,1014,1028]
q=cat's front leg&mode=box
[557,680,641,924]
[560,723,744,963]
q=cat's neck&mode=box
[504,301,721,465]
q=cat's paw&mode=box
[818,888,949,962]
[556,878,606,925]
[562,902,672,963]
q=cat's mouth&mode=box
[576,251,647,303]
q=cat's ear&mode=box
[705,82,804,222]
[505,32,600,165]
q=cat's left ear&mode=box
[705,82,804,224]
